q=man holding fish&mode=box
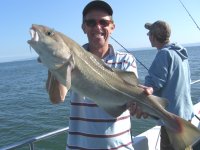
[28,0,200,150]
[45,1,150,149]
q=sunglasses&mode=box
[84,19,113,28]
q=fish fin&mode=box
[148,95,168,108]
[166,116,200,150]
[53,55,75,90]
[103,105,127,118]
[64,55,75,89]
[65,64,72,89]
[114,69,138,86]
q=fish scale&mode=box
[28,24,200,150]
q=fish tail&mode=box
[166,115,200,150]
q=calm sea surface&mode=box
[0,46,200,149]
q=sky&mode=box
[0,0,200,62]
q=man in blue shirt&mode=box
[144,20,194,150]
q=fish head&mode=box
[27,24,72,70]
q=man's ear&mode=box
[111,24,115,30]
[110,23,115,34]
[82,24,86,34]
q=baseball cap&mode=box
[83,0,113,17]
[145,20,171,42]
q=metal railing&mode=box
[1,80,199,150]
[0,127,69,150]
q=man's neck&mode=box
[89,44,110,58]
[156,41,169,50]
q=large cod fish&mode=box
[27,24,200,150]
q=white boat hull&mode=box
[132,102,200,150]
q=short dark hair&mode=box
[145,20,171,43]
[82,0,113,17]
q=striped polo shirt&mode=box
[66,44,138,150]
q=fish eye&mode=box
[46,30,54,36]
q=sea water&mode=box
[0,46,199,149]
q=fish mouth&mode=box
[27,26,39,43]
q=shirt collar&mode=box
[82,43,115,60]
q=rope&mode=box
[191,79,200,85]
[195,115,200,121]
[110,36,149,71]
[110,36,200,86]
[178,0,200,31]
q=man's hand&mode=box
[127,85,153,119]
[127,102,149,119]
[138,84,153,95]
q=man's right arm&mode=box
[46,71,67,104]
